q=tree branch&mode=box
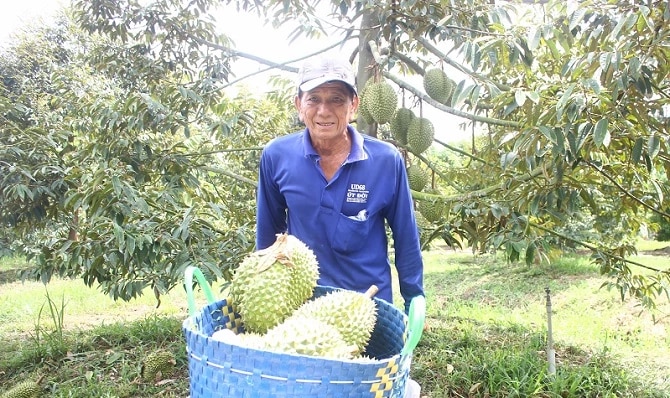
[411,166,545,203]
[201,165,258,187]
[585,160,670,219]
[183,31,355,89]
[414,36,512,92]
[529,220,668,274]
[382,69,522,128]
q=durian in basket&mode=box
[214,233,378,361]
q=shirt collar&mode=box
[302,125,368,163]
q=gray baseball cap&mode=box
[297,56,357,95]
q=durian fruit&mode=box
[0,381,40,398]
[287,288,378,355]
[255,318,357,360]
[389,107,415,144]
[230,233,319,334]
[407,164,429,192]
[141,350,176,382]
[423,68,456,106]
[361,80,398,125]
[418,188,444,223]
[407,117,434,155]
[356,81,376,125]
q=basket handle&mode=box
[185,266,218,318]
[401,295,426,356]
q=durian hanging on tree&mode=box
[390,90,415,145]
[418,188,445,223]
[423,67,456,106]
[357,80,376,125]
[407,116,434,155]
[359,72,398,125]
[407,164,429,192]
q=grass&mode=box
[1,242,669,397]
[415,247,669,397]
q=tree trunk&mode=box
[356,8,380,137]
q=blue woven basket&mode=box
[182,266,425,398]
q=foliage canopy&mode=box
[1,0,669,308]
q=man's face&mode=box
[295,82,359,141]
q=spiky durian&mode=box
[407,164,429,192]
[141,350,176,382]
[230,234,319,334]
[288,288,378,355]
[0,381,40,398]
[357,81,376,125]
[260,318,357,360]
[361,80,398,125]
[418,188,444,222]
[390,107,415,144]
[423,68,455,106]
[407,117,434,155]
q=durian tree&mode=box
[220,0,670,308]
[0,5,294,301]
[2,0,669,309]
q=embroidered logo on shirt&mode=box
[346,183,368,204]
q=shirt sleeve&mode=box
[255,148,288,250]
[386,152,425,312]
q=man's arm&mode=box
[387,153,425,312]
[256,149,287,250]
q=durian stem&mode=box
[256,233,291,272]
[364,285,379,298]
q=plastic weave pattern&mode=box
[183,286,412,397]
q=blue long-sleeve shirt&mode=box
[256,125,424,309]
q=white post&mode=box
[545,287,556,375]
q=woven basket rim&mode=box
[183,316,403,366]
[182,285,411,393]
[183,344,410,385]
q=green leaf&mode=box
[500,151,518,169]
[556,83,576,120]
[528,26,541,50]
[525,242,536,266]
[538,126,555,142]
[599,52,612,72]
[593,118,609,147]
[629,56,641,79]
[569,8,586,31]
[648,135,660,159]
[651,179,664,204]
[514,90,527,107]
[631,137,644,164]
[526,91,540,104]
[583,78,601,94]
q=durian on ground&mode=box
[141,350,177,382]
[0,381,41,398]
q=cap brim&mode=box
[299,76,357,94]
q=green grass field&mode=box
[1,241,669,397]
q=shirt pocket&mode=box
[331,211,372,253]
